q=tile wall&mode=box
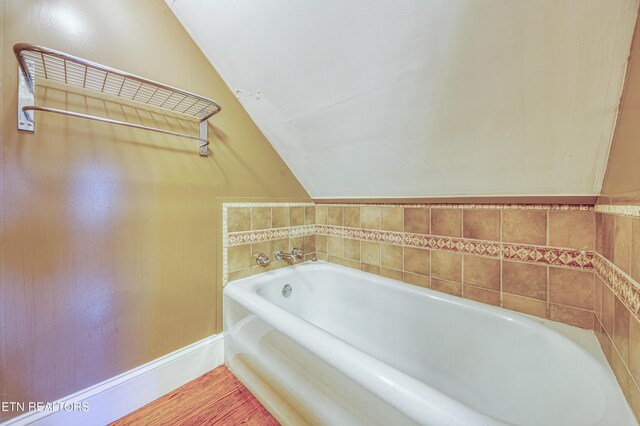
[593,203,640,417]
[313,204,596,329]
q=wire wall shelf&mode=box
[14,43,222,156]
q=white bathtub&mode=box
[223,261,636,426]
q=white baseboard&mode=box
[2,333,224,426]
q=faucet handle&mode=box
[291,247,304,259]
[255,253,270,267]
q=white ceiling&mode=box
[167,0,638,199]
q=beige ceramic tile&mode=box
[431,209,462,237]
[403,272,430,288]
[628,382,640,423]
[595,276,604,321]
[614,296,630,365]
[463,210,500,241]
[614,215,632,275]
[289,237,304,252]
[598,213,615,262]
[361,263,380,275]
[381,244,403,270]
[316,235,327,253]
[404,208,429,234]
[629,316,640,385]
[305,206,316,225]
[431,251,462,282]
[315,205,328,225]
[361,206,381,229]
[316,253,328,261]
[464,285,500,307]
[228,207,251,232]
[272,238,289,254]
[251,241,272,259]
[251,207,272,230]
[548,268,594,310]
[431,278,462,297]
[327,236,343,257]
[290,206,305,226]
[403,247,430,276]
[272,207,290,228]
[549,304,594,330]
[328,206,343,226]
[381,207,403,232]
[502,293,547,318]
[303,235,316,253]
[602,284,615,337]
[341,258,361,270]
[228,244,251,271]
[502,210,547,245]
[502,261,547,301]
[463,255,500,290]
[361,241,381,265]
[343,238,361,261]
[611,349,630,399]
[343,206,361,228]
[228,268,251,282]
[548,211,595,249]
[632,218,640,284]
[381,267,404,281]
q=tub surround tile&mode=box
[344,207,361,228]
[614,296,630,365]
[404,208,429,234]
[381,244,403,270]
[304,235,316,253]
[503,210,547,245]
[548,268,594,310]
[502,262,547,301]
[361,263,380,275]
[431,278,462,297]
[502,293,547,318]
[464,285,500,307]
[502,244,592,269]
[463,209,500,241]
[595,276,604,320]
[431,208,462,237]
[272,207,290,228]
[361,241,381,265]
[381,267,404,281]
[403,247,430,276]
[252,207,272,230]
[228,208,251,232]
[629,316,640,382]
[598,213,615,262]
[549,211,595,250]
[360,207,381,229]
[290,207,305,227]
[403,272,430,288]
[614,215,632,275]
[611,349,630,396]
[381,207,404,232]
[316,205,328,225]
[549,304,594,329]
[343,238,361,261]
[228,244,251,272]
[463,255,500,290]
[316,235,327,253]
[432,251,462,283]
[305,206,316,225]
[328,206,343,226]
[228,269,251,282]
[602,284,615,336]
[632,218,640,283]
[629,382,640,422]
[327,236,343,257]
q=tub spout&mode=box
[275,248,304,264]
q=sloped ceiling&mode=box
[167,0,638,199]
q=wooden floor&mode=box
[111,366,279,426]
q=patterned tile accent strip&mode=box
[316,224,593,270]
[593,253,640,321]
[227,225,315,246]
[595,204,640,218]
[502,244,593,268]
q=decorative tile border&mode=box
[595,204,640,218]
[227,225,315,246]
[317,203,593,210]
[593,253,640,321]
[316,224,593,270]
[502,244,593,268]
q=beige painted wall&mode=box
[0,0,309,419]
[601,9,640,201]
